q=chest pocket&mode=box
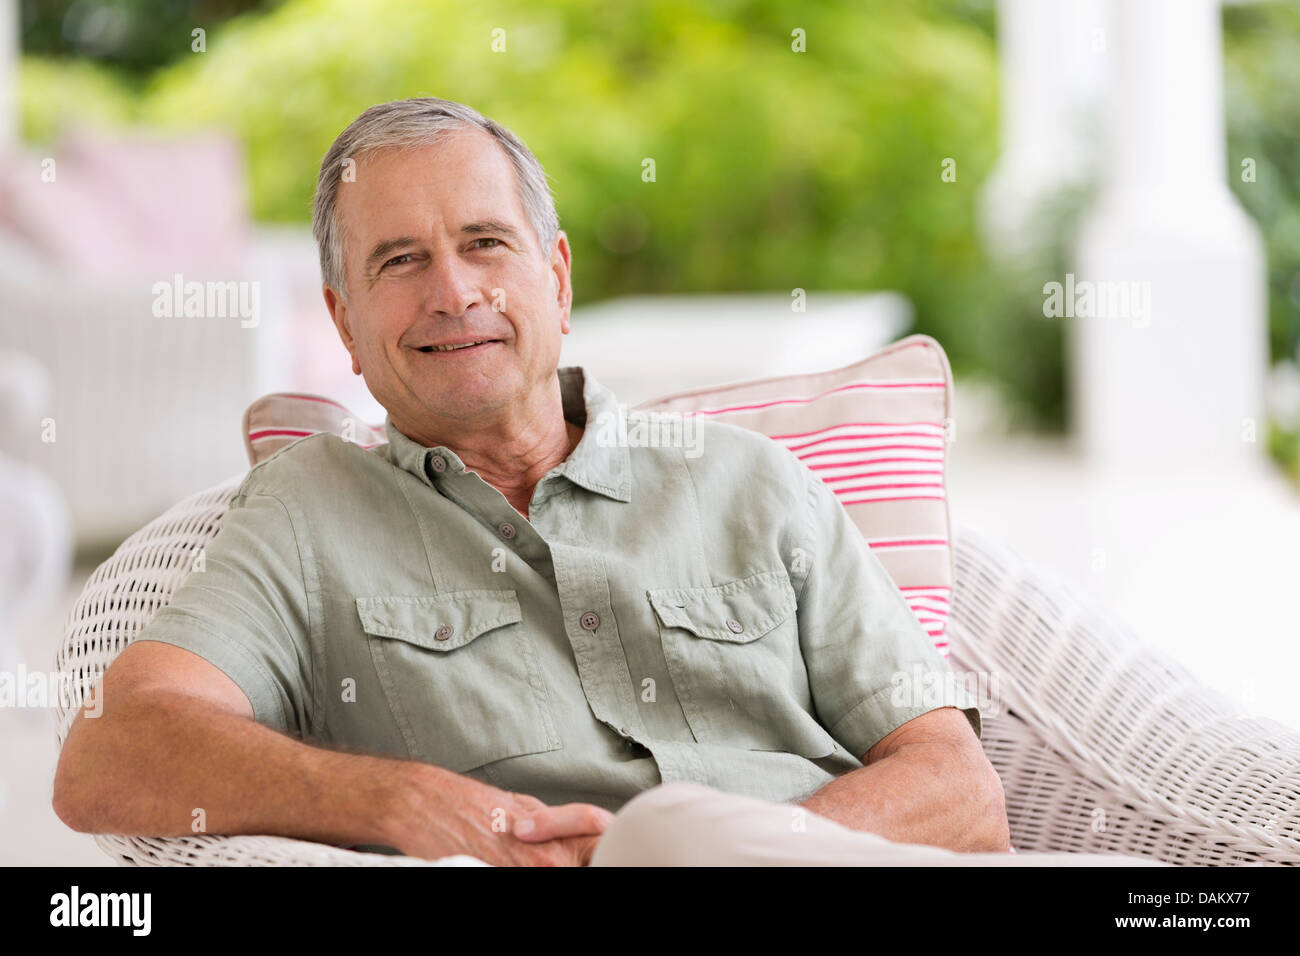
[647,570,838,759]
[357,590,562,773]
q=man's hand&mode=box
[511,801,614,866]
[385,764,613,866]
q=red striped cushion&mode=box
[633,334,955,655]
[241,333,954,653]
[242,392,385,463]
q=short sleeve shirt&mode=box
[137,366,980,812]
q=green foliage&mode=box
[17,0,1300,462]
[18,55,138,143]
[20,0,274,75]
[1268,421,1300,485]
[963,186,1095,434]
[1225,1,1300,479]
[121,0,997,354]
[1225,1,1300,368]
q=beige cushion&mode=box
[240,334,955,652]
[243,392,385,465]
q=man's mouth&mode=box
[415,339,501,354]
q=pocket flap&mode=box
[646,570,796,643]
[356,590,522,651]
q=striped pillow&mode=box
[632,334,955,655]
[243,393,385,464]
[241,333,955,653]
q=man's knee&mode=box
[591,782,725,866]
[610,781,718,829]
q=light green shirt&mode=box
[139,366,979,816]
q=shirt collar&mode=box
[382,365,632,503]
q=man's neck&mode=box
[395,394,584,520]
[465,416,584,520]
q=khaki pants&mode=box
[589,781,1169,867]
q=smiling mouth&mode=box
[415,340,501,354]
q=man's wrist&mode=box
[370,756,447,851]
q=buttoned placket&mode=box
[423,447,673,768]
[396,385,707,788]
[544,488,707,786]
[424,448,553,570]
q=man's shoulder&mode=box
[691,417,805,473]
[629,413,812,502]
[239,431,391,498]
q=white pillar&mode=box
[978,0,1107,261]
[1072,0,1267,470]
[0,0,15,146]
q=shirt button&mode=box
[580,611,600,630]
[434,624,454,641]
[726,618,744,634]
[498,521,516,540]
[429,454,447,473]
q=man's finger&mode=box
[574,834,602,867]
[513,802,614,842]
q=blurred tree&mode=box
[15,0,1300,466]
[1225,1,1300,480]
[1225,1,1300,371]
[128,0,1000,380]
[20,0,276,74]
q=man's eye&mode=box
[384,254,414,268]
[472,238,502,249]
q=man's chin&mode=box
[405,377,517,421]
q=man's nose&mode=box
[421,253,482,316]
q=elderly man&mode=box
[54,97,1018,867]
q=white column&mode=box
[978,0,1107,261]
[0,0,16,146]
[1072,0,1267,470]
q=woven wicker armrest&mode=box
[948,524,1300,865]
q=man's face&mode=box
[324,129,571,433]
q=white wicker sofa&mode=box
[52,472,1300,866]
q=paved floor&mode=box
[2,561,110,866]
[946,423,1300,731]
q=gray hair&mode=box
[311,97,560,298]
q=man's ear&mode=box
[550,230,573,335]
[323,283,362,375]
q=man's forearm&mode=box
[53,689,431,849]
[799,741,1009,852]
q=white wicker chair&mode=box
[53,475,1300,866]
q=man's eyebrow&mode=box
[461,219,523,243]
[365,236,419,270]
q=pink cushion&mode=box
[0,130,248,280]
[633,334,955,654]
[241,334,956,653]
[243,393,386,465]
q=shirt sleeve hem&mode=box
[132,611,292,733]
[830,680,983,761]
